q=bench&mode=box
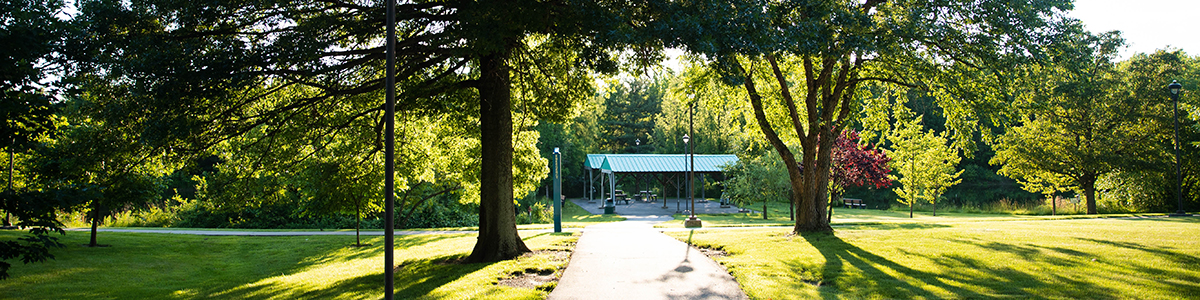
[843,198,866,209]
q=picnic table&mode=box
[637,190,658,202]
[608,191,630,205]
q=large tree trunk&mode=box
[795,131,834,232]
[467,51,530,263]
[1082,174,1098,215]
[89,203,100,247]
[738,59,831,234]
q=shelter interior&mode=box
[584,154,739,205]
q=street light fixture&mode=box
[678,134,689,214]
[1169,80,1188,216]
[684,97,701,228]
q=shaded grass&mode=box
[666,217,1200,299]
[655,200,1167,228]
[0,229,578,299]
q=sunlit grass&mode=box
[0,230,578,299]
[666,217,1200,299]
[518,199,625,230]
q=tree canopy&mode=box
[656,0,1074,232]
[992,31,1189,214]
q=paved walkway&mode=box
[571,198,755,216]
[549,214,748,300]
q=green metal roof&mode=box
[586,154,608,170]
[586,154,739,173]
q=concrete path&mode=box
[570,198,756,216]
[549,215,748,300]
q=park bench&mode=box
[843,198,866,209]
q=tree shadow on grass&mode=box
[798,233,1121,299]
[141,233,471,299]
[1073,237,1200,296]
[208,253,491,300]
[833,223,951,231]
[302,234,465,266]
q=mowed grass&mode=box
[0,230,578,299]
[655,200,1167,228]
[91,200,622,233]
[517,199,626,230]
[666,217,1200,299]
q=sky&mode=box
[1068,0,1200,59]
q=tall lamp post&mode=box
[553,147,562,232]
[1169,80,1188,216]
[383,0,397,297]
[634,138,642,202]
[681,134,689,215]
[684,99,702,228]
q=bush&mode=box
[516,200,552,225]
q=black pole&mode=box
[1174,85,1185,215]
[384,0,397,296]
[6,140,12,226]
[688,102,695,219]
[553,148,562,232]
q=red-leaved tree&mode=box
[828,130,892,221]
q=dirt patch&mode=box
[696,246,729,258]
[526,249,572,261]
[496,249,573,290]
[497,268,558,290]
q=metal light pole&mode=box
[553,147,562,232]
[681,134,689,215]
[684,99,701,228]
[634,138,641,201]
[6,137,13,227]
[384,0,397,297]
[1170,80,1187,216]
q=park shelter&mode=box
[584,154,739,203]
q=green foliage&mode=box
[515,199,553,225]
[722,150,791,208]
[0,0,71,278]
[597,77,664,154]
[1,0,65,152]
[655,63,766,156]
[887,111,963,213]
[993,36,1195,214]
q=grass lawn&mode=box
[517,198,625,230]
[655,201,1167,228]
[0,230,578,299]
[78,199,622,234]
[666,217,1200,299]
